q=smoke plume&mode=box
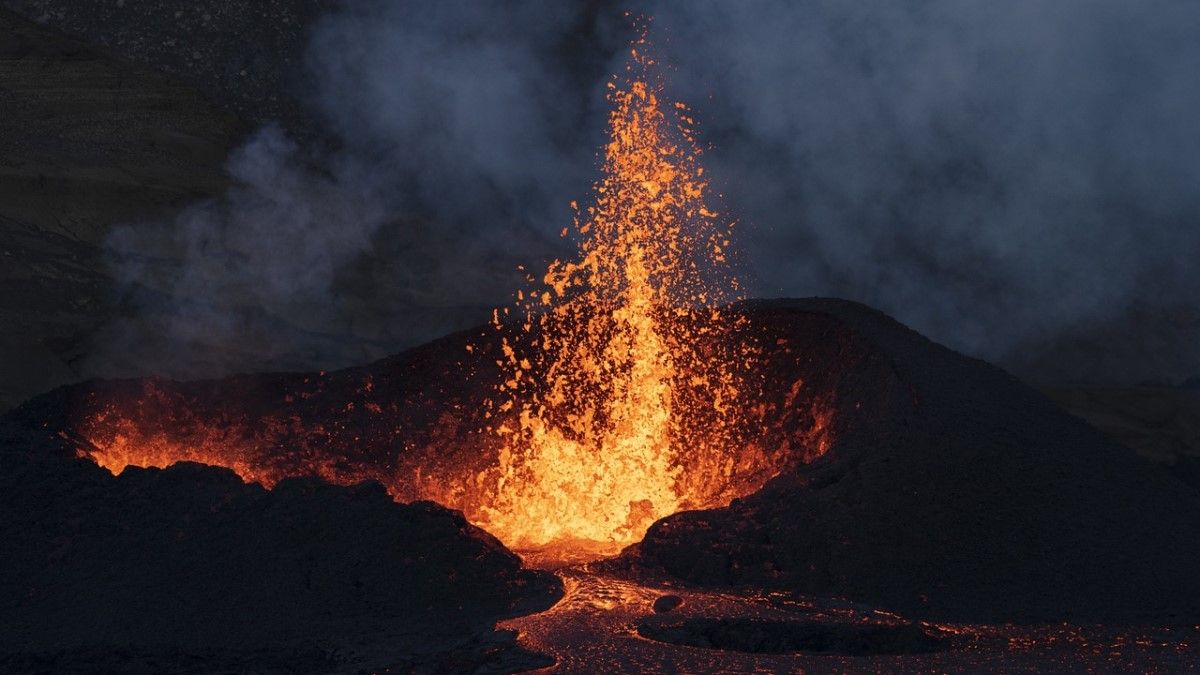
[97,1,1200,383]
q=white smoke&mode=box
[95,0,1200,384]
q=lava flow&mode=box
[68,33,835,560]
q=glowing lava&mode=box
[67,31,835,562]
[477,36,753,553]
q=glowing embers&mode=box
[78,381,286,488]
[477,36,758,554]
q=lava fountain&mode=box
[476,38,754,553]
[66,32,833,562]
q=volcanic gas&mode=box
[67,34,833,560]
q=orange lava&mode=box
[71,29,831,560]
[476,33,761,553]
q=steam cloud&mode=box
[98,1,1200,383]
[648,1,1200,383]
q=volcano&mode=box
[628,298,1200,623]
[3,15,1199,672]
[2,298,1199,669]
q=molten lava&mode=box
[477,39,753,552]
[68,32,836,561]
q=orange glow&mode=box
[476,34,759,553]
[70,30,835,562]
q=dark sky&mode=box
[102,1,1200,384]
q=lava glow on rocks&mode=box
[73,32,808,560]
[477,37,757,553]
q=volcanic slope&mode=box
[0,420,561,672]
[630,298,1200,623]
[5,297,1200,630]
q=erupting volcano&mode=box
[479,40,759,553]
[5,4,1200,672]
[64,34,816,561]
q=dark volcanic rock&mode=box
[637,616,944,656]
[652,594,683,614]
[632,298,1200,624]
[0,421,561,669]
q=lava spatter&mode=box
[478,32,760,553]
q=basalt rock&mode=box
[633,298,1200,623]
[0,420,561,669]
